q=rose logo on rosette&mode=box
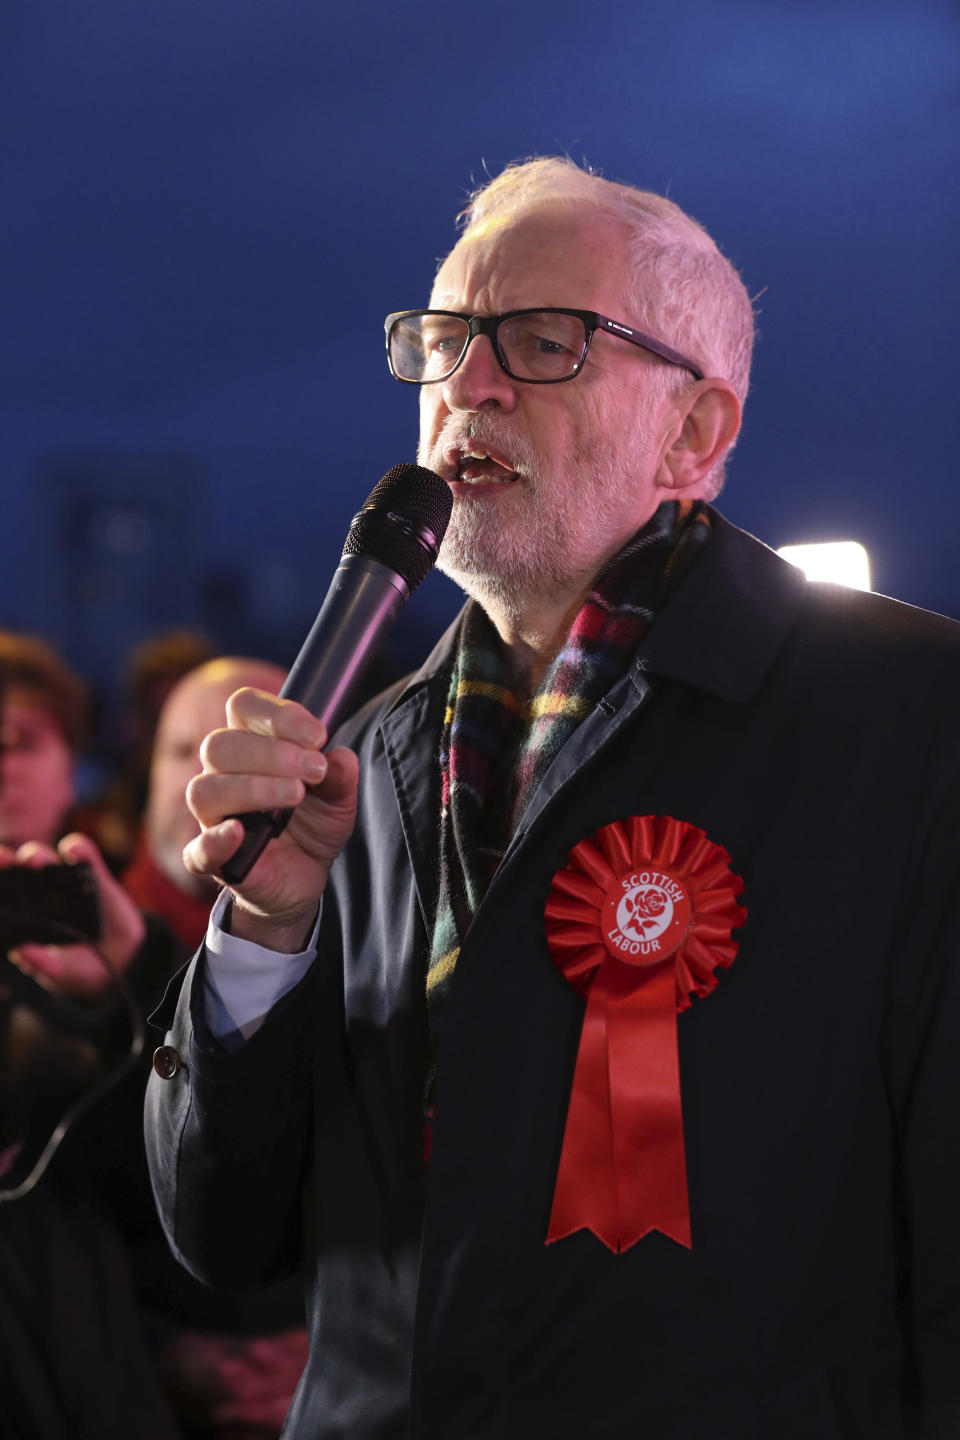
[605,872,690,959]
[544,814,746,1253]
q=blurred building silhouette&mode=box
[30,449,415,795]
[40,450,205,690]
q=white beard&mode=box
[420,413,658,622]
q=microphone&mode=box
[219,463,453,886]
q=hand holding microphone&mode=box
[183,464,451,947]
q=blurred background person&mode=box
[119,655,309,1440]
[123,656,285,950]
[0,626,180,1437]
[76,629,218,873]
[0,639,306,1437]
[123,632,219,810]
[0,630,88,851]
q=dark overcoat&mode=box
[146,512,960,1439]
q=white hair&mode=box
[455,157,756,496]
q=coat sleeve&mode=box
[144,947,328,1292]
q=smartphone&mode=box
[0,861,101,949]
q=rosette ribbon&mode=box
[544,814,745,1252]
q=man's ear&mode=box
[657,380,742,497]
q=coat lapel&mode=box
[375,513,808,921]
[376,618,462,931]
[505,511,808,849]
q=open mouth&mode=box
[450,447,520,485]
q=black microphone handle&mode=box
[219,555,409,887]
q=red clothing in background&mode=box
[121,835,211,952]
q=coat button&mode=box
[152,1045,182,1079]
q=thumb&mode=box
[57,829,113,875]
[57,832,146,962]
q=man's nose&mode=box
[441,333,517,413]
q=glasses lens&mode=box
[389,314,470,382]
[497,311,587,381]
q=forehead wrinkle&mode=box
[431,210,636,323]
[431,224,572,316]
[430,250,498,315]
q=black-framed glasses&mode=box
[384,307,704,386]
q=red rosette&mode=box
[544,815,745,1253]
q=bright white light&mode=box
[777,541,871,591]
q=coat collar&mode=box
[631,508,807,702]
[382,507,807,720]
[375,509,808,917]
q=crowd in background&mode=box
[0,625,309,1439]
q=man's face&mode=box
[417,205,679,612]
[0,693,75,848]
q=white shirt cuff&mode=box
[202,887,321,1043]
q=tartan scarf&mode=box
[426,499,711,1041]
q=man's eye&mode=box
[425,332,462,354]
[534,336,570,355]
[517,330,574,359]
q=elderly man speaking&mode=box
[145,158,960,1439]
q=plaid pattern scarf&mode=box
[427,500,711,1041]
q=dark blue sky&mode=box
[2,0,957,688]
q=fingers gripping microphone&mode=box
[219,464,453,886]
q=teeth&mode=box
[453,446,517,484]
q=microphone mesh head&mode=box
[343,463,453,590]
